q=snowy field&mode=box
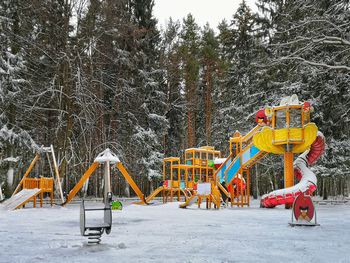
[1,199,350,263]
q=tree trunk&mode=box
[204,65,213,145]
[323,177,328,200]
[125,182,130,198]
[187,109,195,147]
[255,165,259,199]
[150,179,154,193]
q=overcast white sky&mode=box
[153,0,258,31]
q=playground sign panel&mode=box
[289,192,320,227]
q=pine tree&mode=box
[160,19,185,157]
[213,1,262,155]
[211,19,232,153]
[0,1,39,188]
[127,0,168,190]
[199,24,220,146]
[180,14,201,148]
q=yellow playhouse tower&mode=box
[253,95,318,207]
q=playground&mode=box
[0,200,349,263]
[1,95,349,262]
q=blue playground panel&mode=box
[226,145,261,183]
[217,158,233,182]
[226,157,241,183]
[242,145,260,164]
[180,181,186,189]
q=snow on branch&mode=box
[270,36,350,47]
[278,56,350,71]
[297,36,350,46]
[0,125,39,151]
[275,19,344,35]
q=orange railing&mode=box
[39,177,54,192]
[21,177,54,208]
[23,178,39,189]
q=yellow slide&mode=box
[179,195,198,208]
[146,186,164,202]
[180,189,192,200]
[134,186,165,204]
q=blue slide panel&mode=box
[217,158,232,182]
[242,148,251,164]
[242,145,261,166]
[225,145,261,183]
[250,145,260,158]
[226,157,241,183]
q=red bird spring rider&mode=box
[289,192,320,227]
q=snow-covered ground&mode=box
[1,200,349,263]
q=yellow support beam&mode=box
[62,162,99,206]
[284,152,294,209]
[50,145,65,203]
[217,182,229,198]
[116,162,148,205]
[12,154,40,196]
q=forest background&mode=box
[1,0,349,199]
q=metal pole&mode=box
[104,160,111,203]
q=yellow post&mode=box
[247,169,250,207]
[170,161,173,182]
[50,145,65,203]
[63,162,99,205]
[178,164,180,201]
[40,191,43,207]
[170,161,173,202]
[284,151,294,208]
[116,162,147,204]
[12,154,40,196]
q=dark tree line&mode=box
[1,0,349,199]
